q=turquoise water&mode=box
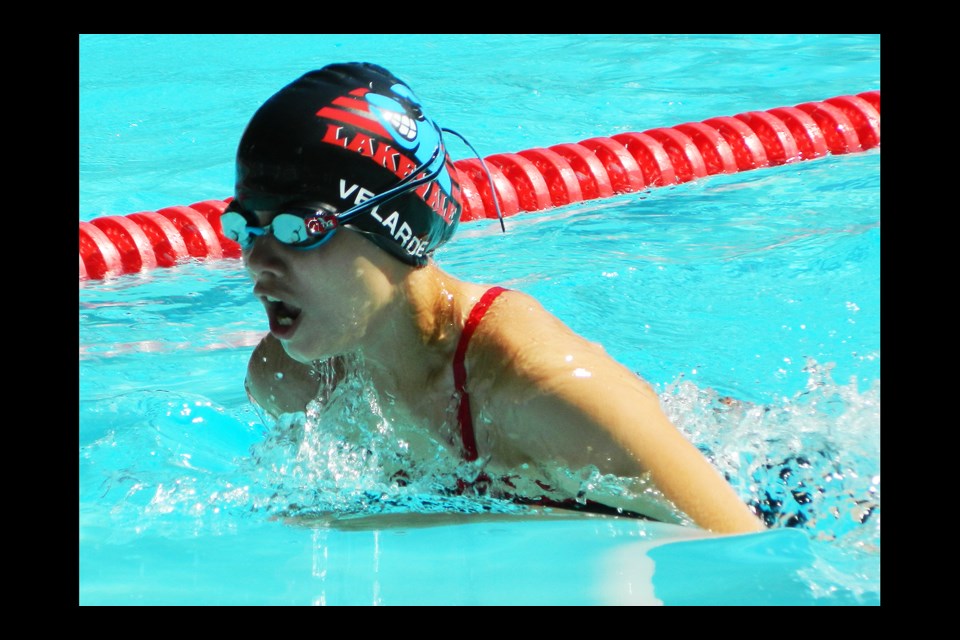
[79,34,880,605]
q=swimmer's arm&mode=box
[478,295,764,535]
[245,334,323,419]
[525,372,764,534]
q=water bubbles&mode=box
[660,359,879,551]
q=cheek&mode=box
[299,268,374,339]
[317,277,375,331]
[285,296,370,363]
[290,237,388,349]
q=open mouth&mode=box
[264,295,302,339]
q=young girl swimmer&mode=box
[226,63,764,534]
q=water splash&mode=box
[241,353,528,522]
[81,351,879,566]
[79,390,265,540]
[660,357,880,552]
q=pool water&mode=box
[79,34,880,605]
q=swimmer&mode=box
[227,63,764,534]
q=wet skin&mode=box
[241,207,764,534]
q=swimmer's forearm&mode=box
[603,405,764,534]
[499,369,764,534]
[644,442,765,534]
[588,391,764,534]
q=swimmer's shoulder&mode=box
[470,285,609,368]
[463,286,656,472]
[467,285,563,332]
[468,285,656,408]
[466,286,610,390]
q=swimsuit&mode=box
[453,285,508,462]
[452,286,655,520]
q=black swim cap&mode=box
[235,63,462,266]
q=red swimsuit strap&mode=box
[453,286,508,461]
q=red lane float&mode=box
[794,102,861,155]
[733,111,801,166]
[766,106,830,160]
[546,143,615,202]
[578,138,646,193]
[455,157,521,219]
[80,90,880,280]
[824,95,881,150]
[516,148,584,206]
[673,122,739,176]
[484,153,554,213]
[610,132,676,187]
[90,215,158,274]
[700,116,769,171]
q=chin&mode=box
[279,339,321,365]
[281,337,351,366]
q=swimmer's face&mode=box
[241,198,393,363]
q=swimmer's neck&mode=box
[356,262,487,407]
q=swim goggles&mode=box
[220,203,342,250]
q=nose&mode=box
[243,234,287,281]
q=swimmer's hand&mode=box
[245,334,326,418]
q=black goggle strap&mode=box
[441,126,505,233]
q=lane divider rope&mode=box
[80,90,879,280]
